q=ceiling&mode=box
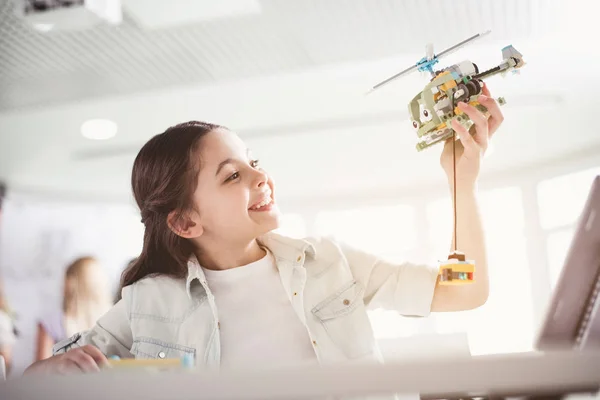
[1,0,599,206]
[1,0,544,111]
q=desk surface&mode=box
[2,350,599,400]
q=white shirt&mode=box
[202,249,318,370]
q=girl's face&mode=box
[190,128,280,244]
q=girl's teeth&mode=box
[250,188,273,210]
[252,197,272,210]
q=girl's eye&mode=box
[225,160,259,182]
[226,172,240,182]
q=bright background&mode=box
[0,0,599,376]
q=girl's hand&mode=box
[24,345,109,375]
[440,83,504,190]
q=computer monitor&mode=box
[536,175,600,351]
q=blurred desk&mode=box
[1,350,599,400]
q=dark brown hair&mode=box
[120,121,222,289]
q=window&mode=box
[368,308,419,338]
[426,186,535,355]
[314,204,416,263]
[537,167,600,230]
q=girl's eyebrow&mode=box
[215,158,234,176]
[215,149,250,176]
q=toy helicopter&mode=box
[369,30,525,153]
[368,31,526,285]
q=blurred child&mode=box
[35,257,112,360]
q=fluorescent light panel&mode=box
[122,0,262,29]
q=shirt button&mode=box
[296,255,302,262]
[158,351,166,359]
[293,292,297,296]
[312,340,317,346]
[343,299,350,306]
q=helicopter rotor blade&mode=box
[435,30,491,60]
[367,30,491,95]
[368,63,419,93]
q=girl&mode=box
[25,87,502,376]
[35,257,112,361]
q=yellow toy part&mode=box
[435,122,447,131]
[438,251,475,285]
[453,100,481,116]
[105,354,195,370]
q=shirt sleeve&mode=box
[38,307,65,343]
[52,298,133,358]
[339,241,439,317]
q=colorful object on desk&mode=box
[106,354,194,369]
[182,353,195,368]
[438,251,475,286]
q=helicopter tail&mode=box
[502,45,526,68]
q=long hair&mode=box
[62,257,111,336]
[120,121,222,289]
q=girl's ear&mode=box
[167,210,203,239]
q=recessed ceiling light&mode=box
[81,119,118,140]
[123,0,262,29]
[33,23,54,32]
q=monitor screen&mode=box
[536,175,600,351]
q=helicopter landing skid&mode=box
[416,119,474,152]
[415,99,502,152]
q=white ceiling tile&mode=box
[0,0,555,111]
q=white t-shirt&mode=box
[202,249,318,370]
